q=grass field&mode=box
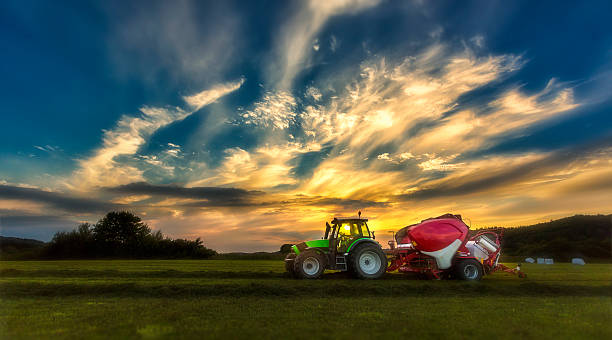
[1,260,611,339]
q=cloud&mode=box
[69,80,244,190]
[400,152,414,160]
[470,35,484,48]
[417,154,463,171]
[272,0,381,89]
[239,91,297,129]
[398,137,612,201]
[33,145,60,153]
[377,153,391,160]
[0,184,114,213]
[106,182,263,204]
[289,196,389,209]
[104,0,241,85]
[330,35,338,52]
[189,143,318,190]
[183,78,245,111]
[300,45,524,150]
[306,86,323,101]
[105,181,388,211]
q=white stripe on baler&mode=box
[420,239,462,269]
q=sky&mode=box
[1,0,612,252]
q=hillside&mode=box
[0,236,46,259]
[498,214,612,261]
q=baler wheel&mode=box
[455,259,483,281]
[350,243,388,279]
[294,250,326,279]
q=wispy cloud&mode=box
[400,138,612,201]
[184,78,245,111]
[271,0,381,89]
[104,0,241,84]
[68,80,244,190]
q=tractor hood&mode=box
[291,239,330,255]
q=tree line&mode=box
[499,214,611,261]
[42,211,216,259]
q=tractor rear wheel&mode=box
[350,243,387,279]
[455,259,483,281]
[294,250,326,279]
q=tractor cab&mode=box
[325,217,374,253]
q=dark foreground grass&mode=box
[1,260,611,339]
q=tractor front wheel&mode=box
[293,250,326,279]
[284,253,297,277]
[350,244,387,279]
[455,259,483,281]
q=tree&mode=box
[93,211,150,255]
[43,223,94,258]
[280,243,293,254]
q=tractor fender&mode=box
[345,238,380,254]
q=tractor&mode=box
[284,214,387,279]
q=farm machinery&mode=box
[285,213,525,280]
[285,214,388,279]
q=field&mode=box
[1,260,611,339]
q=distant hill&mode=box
[0,236,46,259]
[497,214,612,261]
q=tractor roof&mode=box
[332,217,368,223]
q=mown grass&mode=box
[1,260,611,339]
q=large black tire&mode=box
[293,250,326,279]
[349,243,387,279]
[284,253,297,277]
[454,259,483,281]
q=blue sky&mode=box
[1,0,611,251]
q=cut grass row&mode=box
[2,280,611,298]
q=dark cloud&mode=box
[294,197,390,209]
[0,185,114,213]
[398,136,612,201]
[106,182,264,206]
[107,182,389,210]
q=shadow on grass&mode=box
[0,269,432,280]
[0,268,284,279]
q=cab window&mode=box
[338,223,362,237]
[361,222,371,237]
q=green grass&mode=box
[1,260,611,339]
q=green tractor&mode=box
[285,215,387,279]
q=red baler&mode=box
[386,214,525,280]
